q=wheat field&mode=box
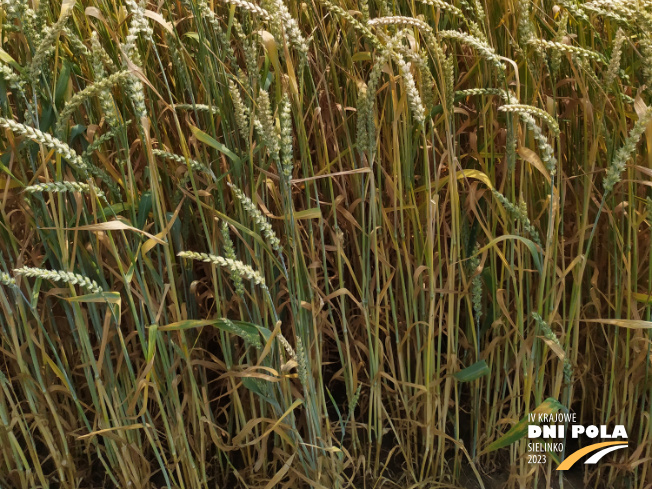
[0,0,651,487]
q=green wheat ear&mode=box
[492,189,542,247]
[531,312,572,383]
[228,183,282,252]
[0,117,119,194]
[24,181,106,200]
[56,71,132,133]
[152,149,216,181]
[13,267,103,294]
[0,272,16,288]
[603,107,652,195]
[177,251,267,287]
[221,222,245,297]
[222,318,262,350]
[0,117,88,173]
[498,104,560,135]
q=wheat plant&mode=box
[0,0,651,488]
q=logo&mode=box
[527,412,628,470]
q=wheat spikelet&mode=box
[222,318,262,349]
[62,26,90,57]
[313,0,382,49]
[517,0,540,53]
[604,107,652,194]
[2,0,38,44]
[1,118,119,193]
[519,112,558,177]
[359,0,369,22]
[0,271,16,288]
[177,251,267,286]
[468,244,483,326]
[359,31,411,155]
[472,0,485,24]
[498,104,560,135]
[182,0,239,68]
[25,181,106,199]
[254,89,280,163]
[443,54,455,113]
[267,0,309,58]
[91,32,120,128]
[366,21,428,123]
[124,0,153,55]
[1,0,32,20]
[366,49,395,149]
[295,337,308,385]
[277,332,296,358]
[122,0,151,120]
[399,47,435,111]
[82,122,131,160]
[91,31,118,72]
[439,30,506,71]
[558,0,590,22]
[0,117,88,174]
[29,8,74,79]
[393,50,426,126]
[362,22,427,125]
[56,71,132,132]
[173,103,220,114]
[532,312,572,382]
[356,85,370,154]
[415,0,464,18]
[228,183,282,252]
[279,93,294,179]
[528,39,607,64]
[152,149,216,181]
[348,384,362,416]
[0,63,25,92]
[582,0,650,28]
[368,16,433,33]
[228,80,251,144]
[604,29,626,88]
[221,222,245,296]
[216,0,272,20]
[456,88,509,99]
[492,189,542,247]
[14,267,103,294]
[550,11,569,73]
[232,21,259,86]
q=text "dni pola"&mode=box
[528,412,628,439]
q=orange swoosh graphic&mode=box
[557,441,628,470]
